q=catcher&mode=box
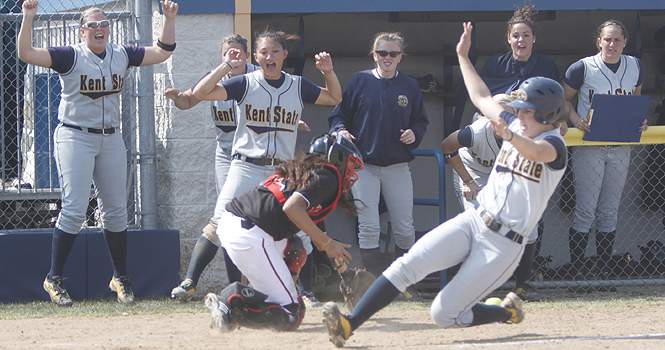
[204,133,363,332]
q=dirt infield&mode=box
[2,298,665,350]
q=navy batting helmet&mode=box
[507,77,565,125]
[308,133,363,194]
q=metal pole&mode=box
[134,0,157,229]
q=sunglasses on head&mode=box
[375,50,401,58]
[84,20,110,28]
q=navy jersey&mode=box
[481,51,559,95]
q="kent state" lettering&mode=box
[213,105,235,123]
[244,104,298,126]
[496,148,543,183]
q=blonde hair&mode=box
[371,32,405,54]
[79,7,106,26]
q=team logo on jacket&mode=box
[397,95,408,107]
[495,148,543,183]
[79,73,123,100]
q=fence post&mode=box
[134,0,158,229]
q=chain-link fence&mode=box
[531,141,665,292]
[0,0,140,231]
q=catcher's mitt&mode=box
[339,268,376,312]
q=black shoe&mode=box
[515,283,543,302]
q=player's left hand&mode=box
[298,120,310,131]
[160,0,178,19]
[400,129,415,144]
[639,119,648,132]
[556,120,568,136]
[164,87,182,101]
[315,51,334,74]
[456,22,473,58]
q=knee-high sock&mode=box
[360,248,386,277]
[569,228,588,275]
[49,227,77,279]
[348,275,401,331]
[469,303,512,326]
[223,247,243,284]
[104,229,128,278]
[514,242,537,286]
[596,231,616,271]
[184,235,219,286]
[298,252,314,292]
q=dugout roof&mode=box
[178,0,665,15]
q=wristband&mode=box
[157,39,176,51]
[321,238,333,250]
[463,178,475,185]
[443,150,459,160]
[507,130,514,142]
[222,61,232,70]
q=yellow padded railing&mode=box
[563,125,665,146]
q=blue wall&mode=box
[178,0,665,15]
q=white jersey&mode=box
[233,70,304,159]
[478,116,566,235]
[458,117,502,183]
[575,52,641,119]
[212,63,260,150]
[57,43,128,128]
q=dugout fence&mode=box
[0,0,156,232]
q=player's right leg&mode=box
[45,126,97,306]
[351,165,384,277]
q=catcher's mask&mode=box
[507,77,565,125]
[308,133,363,194]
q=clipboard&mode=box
[582,94,650,142]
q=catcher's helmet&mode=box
[507,77,565,125]
[308,133,363,194]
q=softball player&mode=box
[204,134,362,332]
[166,35,314,303]
[564,20,647,283]
[191,30,342,292]
[480,4,559,95]
[165,34,258,302]
[324,23,567,347]
[328,33,428,300]
[442,95,545,302]
[18,0,178,306]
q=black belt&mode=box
[480,210,523,245]
[241,219,255,230]
[61,123,117,135]
[232,154,279,166]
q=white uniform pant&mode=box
[571,145,630,233]
[54,125,127,234]
[352,163,415,250]
[217,211,298,306]
[383,209,524,328]
[214,146,233,194]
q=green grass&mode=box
[0,296,206,320]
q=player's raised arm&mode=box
[314,51,343,105]
[456,23,505,127]
[17,0,52,67]
[140,0,178,66]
